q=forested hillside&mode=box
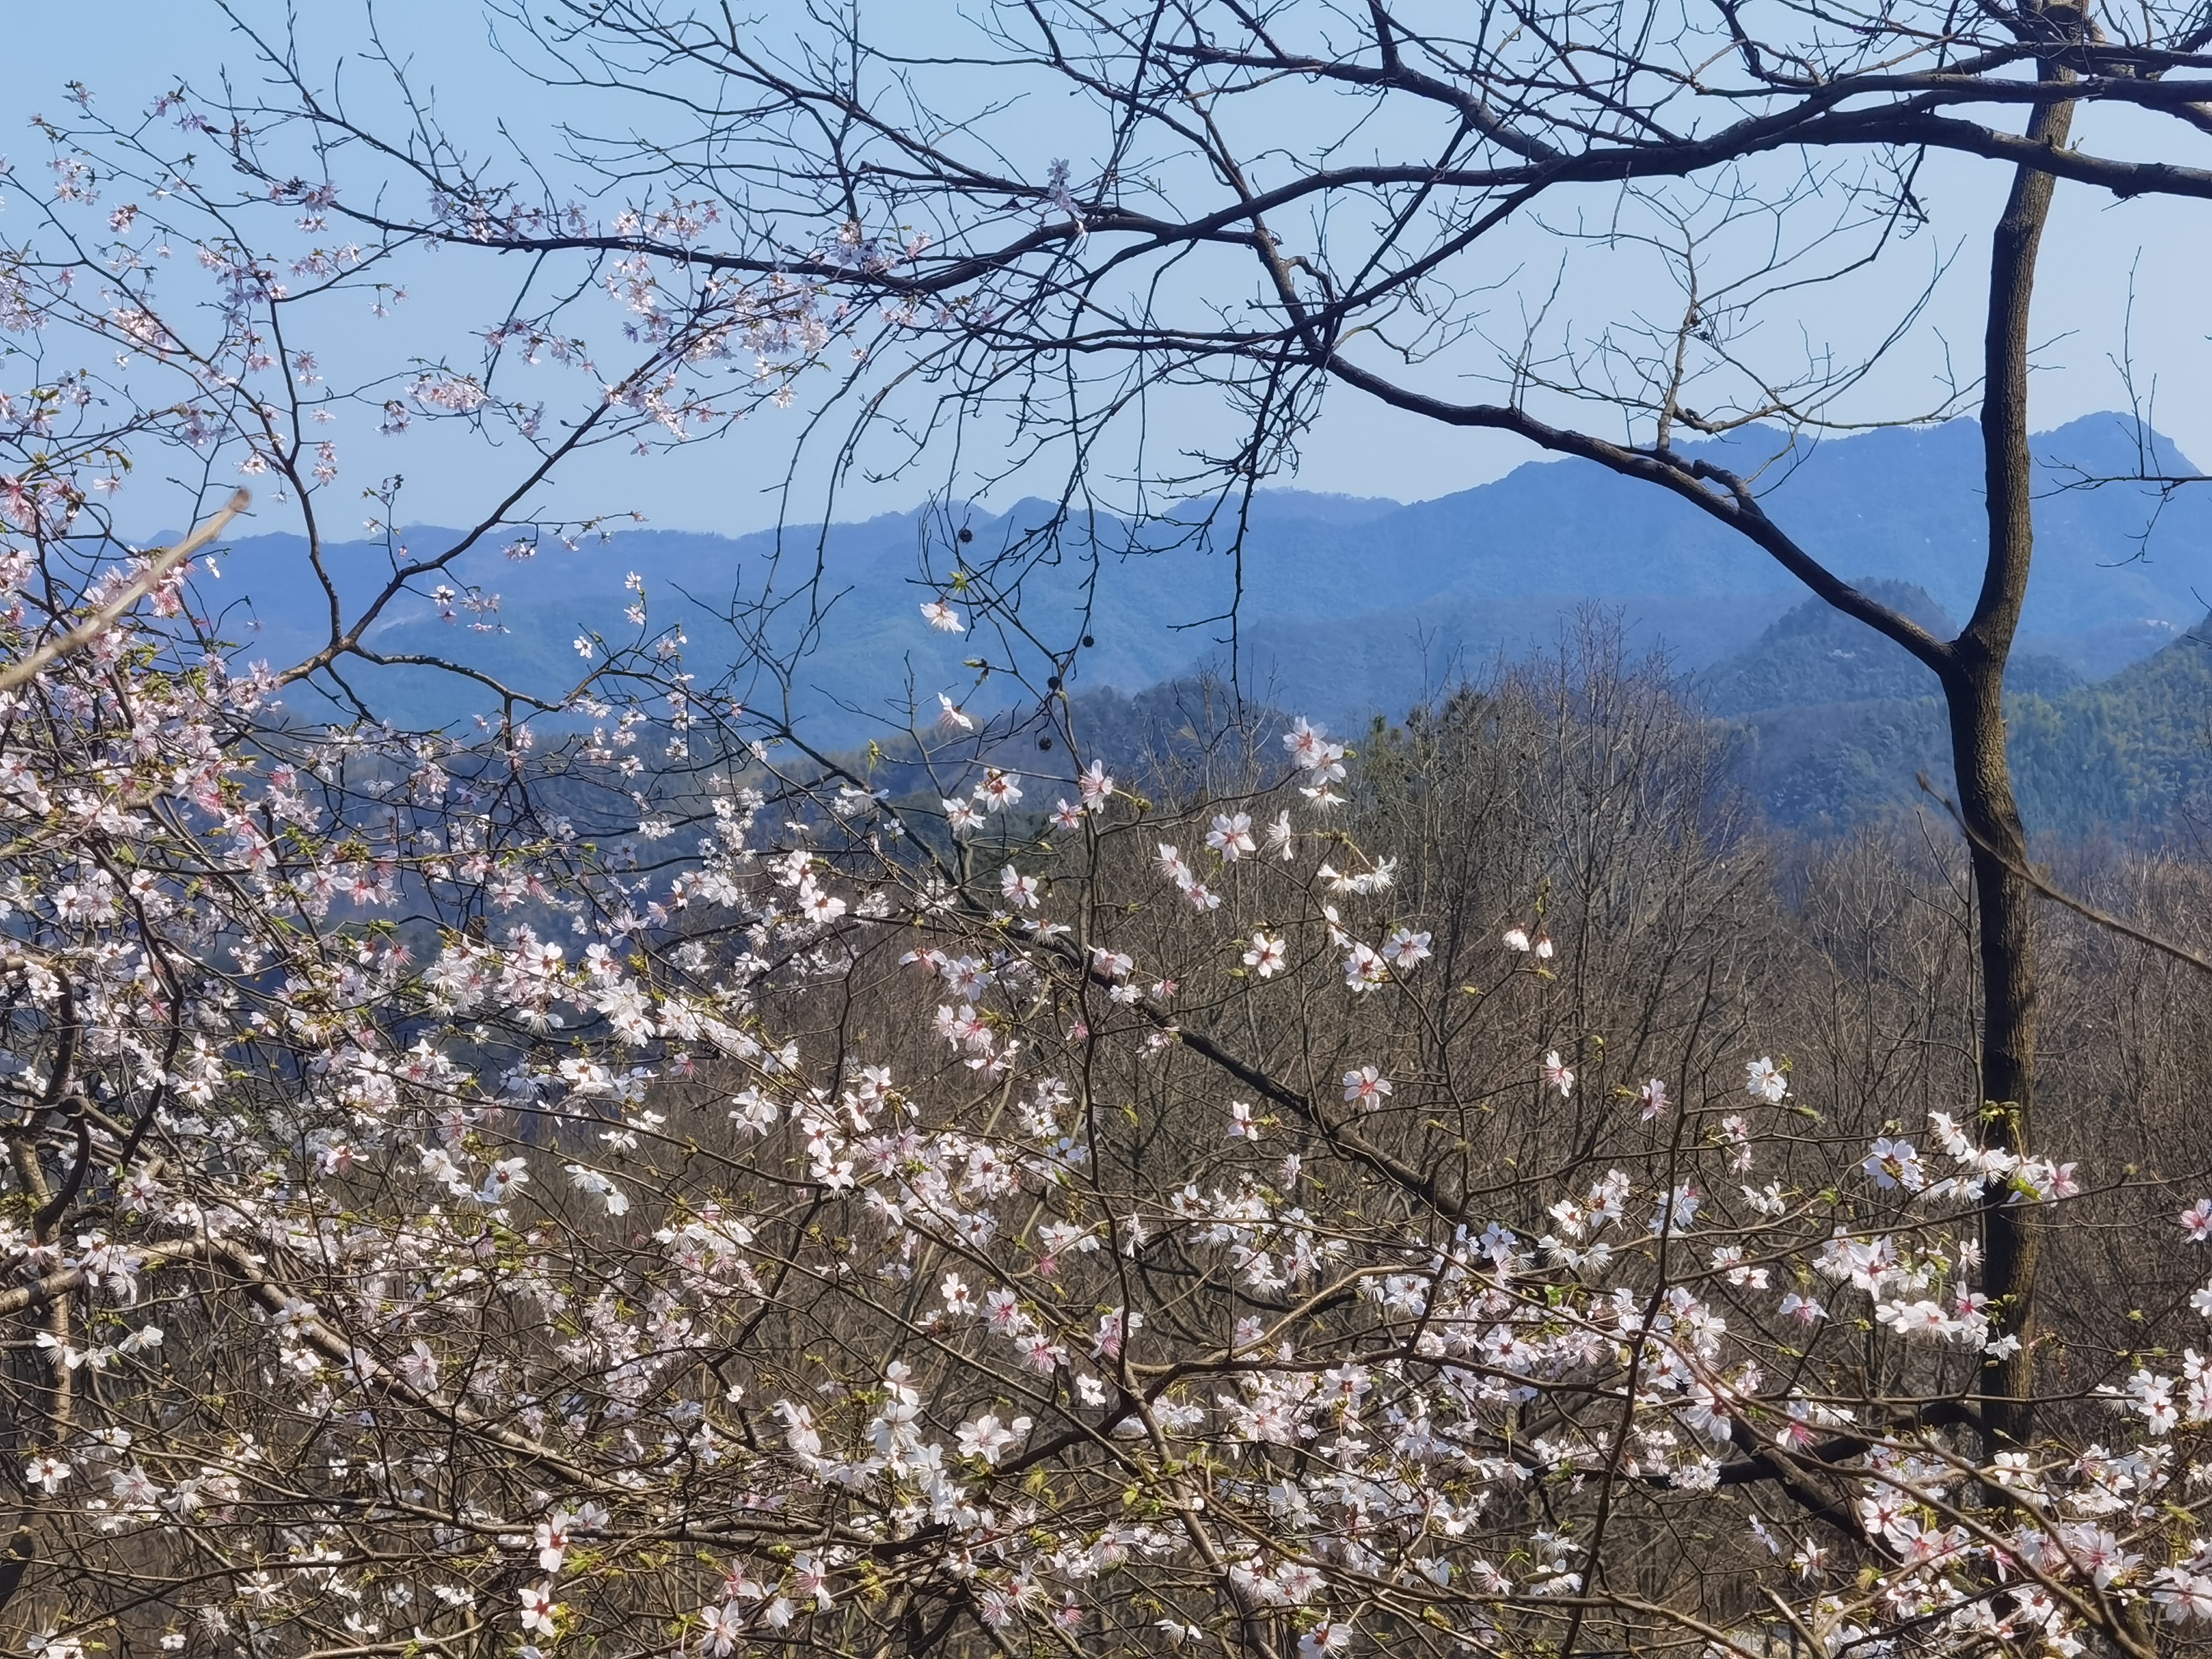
[1706,585,2212,834]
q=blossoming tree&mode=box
[210,0,2212,1472]
[3,41,2212,1659]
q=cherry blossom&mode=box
[1243,931,1288,977]
[0,130,2197,1659]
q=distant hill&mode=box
[1692,580,2081,717]
[203,413,2212,795]
[2013,617,2212,835]
[1707,584,2212,835]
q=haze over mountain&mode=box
[214,410,2212,832]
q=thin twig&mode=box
[1917,771,2212,975]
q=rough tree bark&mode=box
[1950,45,2078,1446]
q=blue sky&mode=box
[8,2,2212,537]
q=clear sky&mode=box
[9,1,2212,537]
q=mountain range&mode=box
[203,410,2212,834]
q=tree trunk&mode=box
[1952,39,2076,1446]
[1945,664,2040,1444]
